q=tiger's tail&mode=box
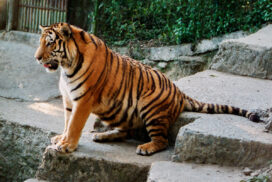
[184,95,262,123]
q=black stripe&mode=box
[154,70,162,88]
[128,63,134,107]
[143,80,173,121]
[66,108,72,112]
[145,69,150,83]
[242,109,247,117]
[149,132,167,140]
[207,104,215,114]
[70,70,94,92]
[111,58,127,100]
[96,47,112,103]
[80,31,87,43]
[97,101,122,116]
[232,107,240,115]
[65,53,84,78]
[107,54,120,97]
[141,75,167,116]
[137,67,143,100]
[109,111,128,127]
[73,43,108,101]
[149,71,156,90]
[89,34,98,49]
[69,61,93,84]
[222,105,229,113]
[145,116,169,127]
[99,103,123,121]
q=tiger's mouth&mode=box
[43,60,59,70]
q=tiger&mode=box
[34,23,262,155]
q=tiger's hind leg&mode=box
[136,119,169,156]
[92,128,128,142]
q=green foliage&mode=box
[240,175,270,182]
[91,0,272,45]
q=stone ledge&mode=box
[0,31,40,48]
[36,136,172,182]
[173,113,272,168]
[211,24,272,80]
[147,161,248,182]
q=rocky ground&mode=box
[0,24,271,182]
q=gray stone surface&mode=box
[175,70,272,110]
[173,70,272,167]
[195,31,247,54]
[0,31,40,48]
[36,138,171,182]
[147,161,248,182]
[163,55,210,80]
[0,119,55,182]
[149,44,194,61]
[211,24,272,80]
[0,40,60,101]
[173,114,272,168]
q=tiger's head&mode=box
[34,23,76,72]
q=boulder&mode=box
[211,24,272,80]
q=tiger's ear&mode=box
[39,25,49,32]
[59,24,71,41]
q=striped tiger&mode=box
[34,23,261,155]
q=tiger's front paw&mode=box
[55,138,78,153]
[51,134,64,145]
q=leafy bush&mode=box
[91,0,272,45]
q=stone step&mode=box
[36,136,171,182]
[173,70,272,168]
[211,24,272,80]
[147,161,248,182]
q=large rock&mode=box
[0,119,54,182]
[173,70,272,167]
[211,24,272,80]
[173,113,272,168]
[36,139,171,182]
[0,40,60,101]
[147,161,248,182]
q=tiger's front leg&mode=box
[55,102,91,153]
[51,93,72,145]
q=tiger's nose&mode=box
[35,56,42,60]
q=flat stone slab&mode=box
[175,70,272,110]
[36,137,171,182]
[173,70,272,167]
[211,24,272,79]
[0,40,60,101]
[147,161,248,182]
